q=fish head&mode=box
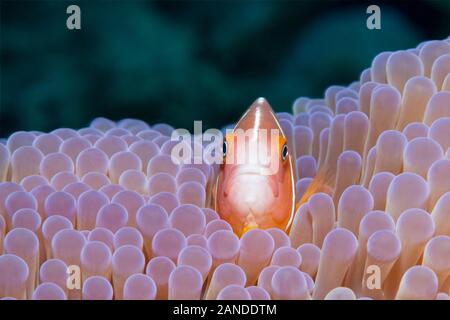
[215,98,295,236]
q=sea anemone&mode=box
[0,37,449,300]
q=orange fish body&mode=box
[214,98,296,236]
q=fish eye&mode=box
[222,141,227,157]
[281,144,288,160]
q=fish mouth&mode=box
[224,175,277,225]
[229,164,277,178]
[224,167,280,199]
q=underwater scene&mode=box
[0,0,449,303]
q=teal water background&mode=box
[1,0,449,136]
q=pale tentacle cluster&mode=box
[0,37,449,300]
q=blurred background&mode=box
[1,0,449,137]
